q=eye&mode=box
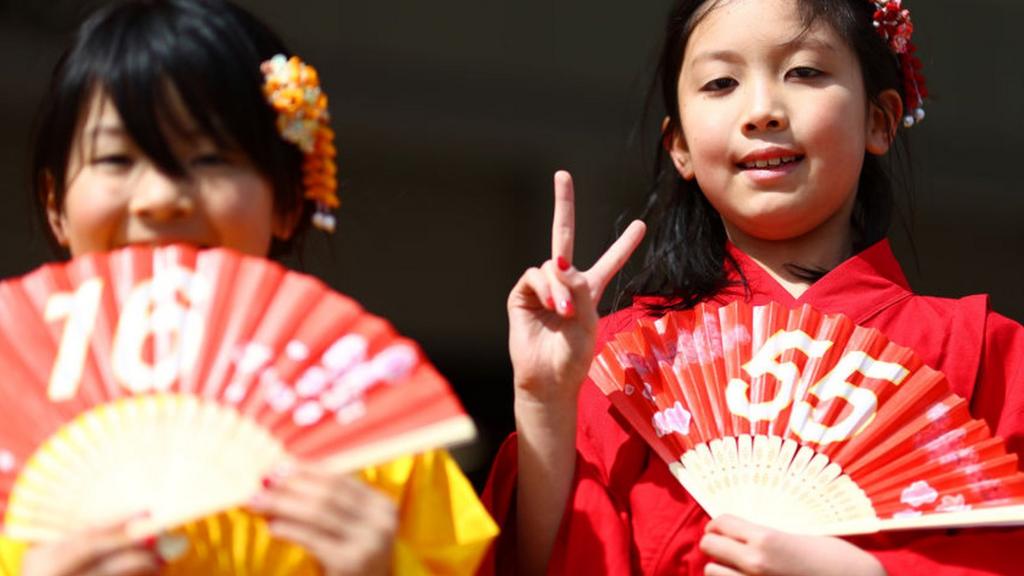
[94,154,134,168]
[787,66,824,79]
[700,77,738,92]
[190,152,229,167]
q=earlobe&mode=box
[662,117,696,181]
[272,205,302,241]
[866,89,903,155]
[43,173,70,247]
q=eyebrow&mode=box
[689,37,838,68]
[88,123,215,147]
[87,125,130,140]
[689,49,745,67]
[780,36,837,54]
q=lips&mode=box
[739,155,801,169]
[117,239,213,250]
[736,147,804,171]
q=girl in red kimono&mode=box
[485,0,1024,574]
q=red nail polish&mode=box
[142,535,157,550]
[557,257,570,271]
[545,296,555,309]
[261,475,275,489]
[560,299,575,316]
[152,549,168,567]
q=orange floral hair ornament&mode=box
[261,54,339,232]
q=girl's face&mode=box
[669,0,898,243]
[48,88,294,257]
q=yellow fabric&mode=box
[361,449,498,575]
[0,449,497,575]
[0,541,24,576]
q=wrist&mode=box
[513,378,579,411]
[514,391,577,434]
[513,367,588,404]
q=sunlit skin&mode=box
[507,0,900,573]
[47,87,293,258]
[667,0,899,298]
[31,86,397,576]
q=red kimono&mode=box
[482,241,1024,575]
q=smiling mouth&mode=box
[738,155,803,169]
[120,240,212,250]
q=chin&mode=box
[733,214,822,242]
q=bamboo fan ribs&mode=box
[589,300,1024,535]
[0,245,475,547]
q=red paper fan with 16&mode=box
[0,245,475,544]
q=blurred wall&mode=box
[0,0,1021,486]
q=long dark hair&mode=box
[619,0,913,311]
[31,0,311,257]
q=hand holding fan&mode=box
[0,245,475,553]
[590,300,1024,535]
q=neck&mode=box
[724,205,855,299]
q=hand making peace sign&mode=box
[507,171,646,406]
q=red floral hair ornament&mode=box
[261,54,340,233]
[870,0,928,127]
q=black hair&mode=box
[619,0,912,312]
[31,0,310,257]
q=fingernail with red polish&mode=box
[142,536,167,566]
[545,296,555,309]
[560,299,575,316]
[261,474,275,489]
[557,257,570,271]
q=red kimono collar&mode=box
[713,239,913,324]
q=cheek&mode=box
[61,183,122,243]
[203,176,279,254]
[804,93,867,152]
[680,107,733,172]
[689,132,732,185]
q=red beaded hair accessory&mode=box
[261,54,339,232]
[870,0,927,127]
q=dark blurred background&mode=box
[1,0,1022,488]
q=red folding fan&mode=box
[590,300,1024,535]
[0,245,475,545]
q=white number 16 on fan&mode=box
[44,266,209,401]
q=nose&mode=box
[129,167,195,221]
[742,80,788,134]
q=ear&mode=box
[866,89,903,155]
[662,116,695,181]
[43,173,70,247]
[271,202,303,240]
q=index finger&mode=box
[551,170,575,265]
[705,514,765,541]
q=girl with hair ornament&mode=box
[0,0,496,574]
[483,0,1022,574]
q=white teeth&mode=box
[743,155,798,169]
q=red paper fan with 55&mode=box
[0,245,475,544]
[590,300,1024,535]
